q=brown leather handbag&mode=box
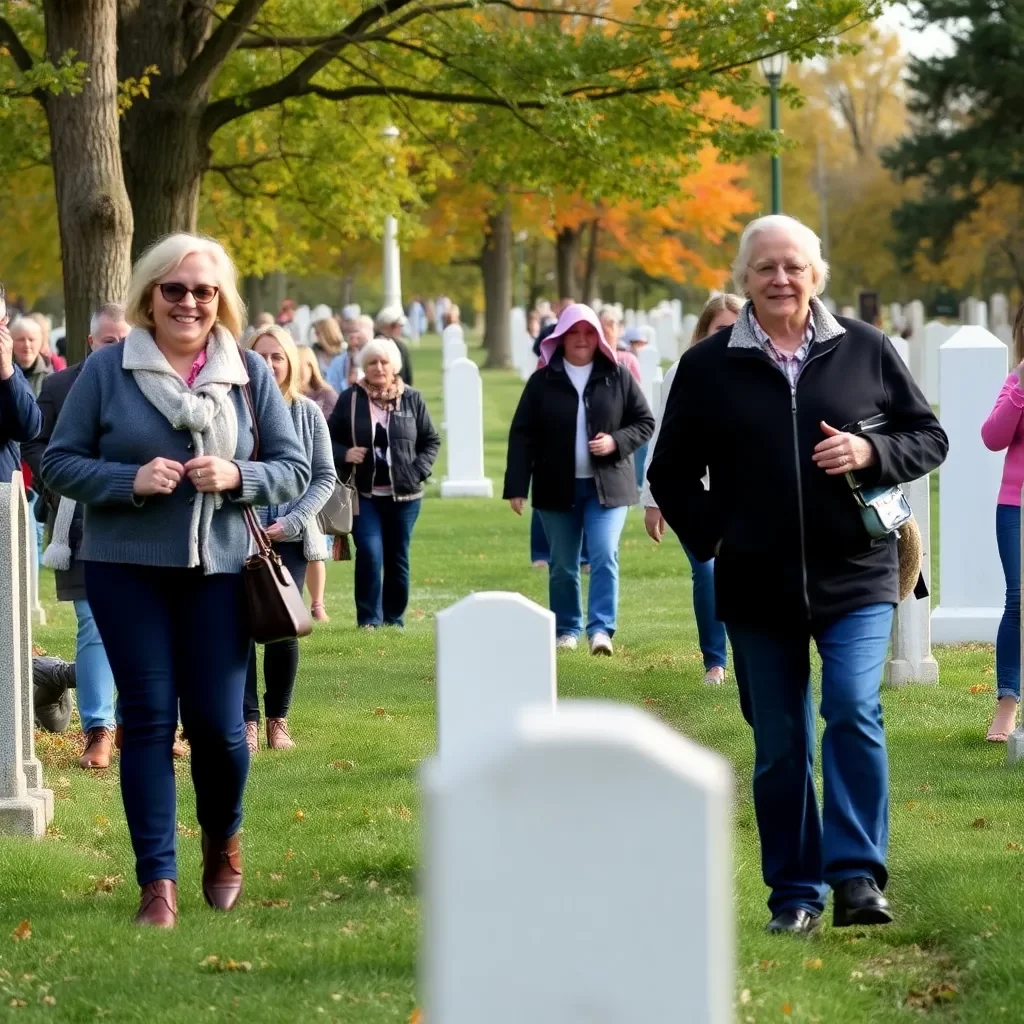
[238,380,313,644]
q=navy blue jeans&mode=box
[996,503,1021,701]
[728,603,894,916]
[351,495,421,627]
[683,545,727,671]
[244,542,308,723]
[85,562,251,886]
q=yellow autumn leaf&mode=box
[11,920,31,941]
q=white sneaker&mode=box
[556,635,578,650]
[589,632,613,656]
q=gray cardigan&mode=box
[41,344,310,574]
[265,394,336,561]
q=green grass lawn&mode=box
[0,334,1012,1022]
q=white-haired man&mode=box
[649,214,949,936]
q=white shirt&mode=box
[564,360,594,478]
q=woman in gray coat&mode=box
[245,326,336,752]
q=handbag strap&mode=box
[236,351,270,552]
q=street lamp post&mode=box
[759,52,788,215]
[381,124,403,311]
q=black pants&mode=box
[243,542,309,723]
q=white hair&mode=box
[90,302,126,337]
[8,315,39,337]
[731,215,830,297]
[358,336,403,374]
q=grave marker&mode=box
[440,358,493,498]
[441,324,467,369]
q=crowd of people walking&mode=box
[8,212,1009,946]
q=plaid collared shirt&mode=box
[750,312,816,390]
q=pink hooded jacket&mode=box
[538,304,620,368]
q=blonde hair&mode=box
[247,324,301,404]
[691,293,745,346]
[28,312,51,354]
[311,316,344,356]
[126,232,246,341]
[731,215,830,297]
[359,336,403,374]
[297,344,328,392]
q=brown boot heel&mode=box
[136,879,177,928]
[201,832,243,911]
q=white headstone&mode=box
[436,593,555,772]
[891,336,910,367]
[931,328,1008,643]
[624,309,636,328]
[884,475,937,685]
[996,324,1013,347]
[636,345,660,408]
[669,298,683,339]
[890,302,905,332]
[291,305,311,345]
[0,473,51,835]
[442,324,468,369]
[422,701,733,1024]
[917,320,956,404]
[441,358,493,498]
[991,293,1010,329]
[652,310,676,362]
[26,511,44,625]
[680,313,698,348]
[907,300,925,339]
[510,307,534,382]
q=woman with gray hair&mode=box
[328,337,440,628]
[648,215,948,936]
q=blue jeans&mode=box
[530,507,588,566]
[351,496,421,627]
[683,546,727,671]
[538,478,628,639]
[728,603,894,916]
[85,563,251,886]
[72,600,116,733]
[996,503,1020,701]
[634,443,649,489]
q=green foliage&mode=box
[883,0,1024,270]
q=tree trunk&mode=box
[526,237,542,310]
[582,218,600,303]
[43,0,133,364]
[481,205,513,369]
[242,275,264,319]
[555,226,580,299]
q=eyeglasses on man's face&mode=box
[749,262,811,280]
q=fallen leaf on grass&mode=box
[782,1003,792,1016]
[904,801,919,810]
[269,873,283,882]
[972,818,988,829]
[199,956,253,973]
[294,810,305,822]
[740,989,751,1005]
[758,959,779,971]
[11,920,31,941]
[905,982,958,1009]
[331,760,357,771]
[373,707,392,720]
[803,958,823,970]
[41,995,56,1006]
[9,998,26,1007]
[970,684,995,694]
[32,643,45,656]
[89,875,123,894]
[261,899,289,909]
[409,1010,423,1024]
[1009,843,1022,851]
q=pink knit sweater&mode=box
[982,373,1024,506]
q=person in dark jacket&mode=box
[505,303,654,656]
[648,215,948,937]
[22,303,143,771]
[328,336,440,628]
[0,288,42,483]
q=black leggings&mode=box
[243,542,309,723]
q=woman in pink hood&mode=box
[504,303,654,655]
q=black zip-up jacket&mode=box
[647,308,948,626]
[503,351,655,510]
[328,384,440,500]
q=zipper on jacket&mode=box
[582,385,607,505]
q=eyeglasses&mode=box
[158,282,219,304]
[749,262,811,279]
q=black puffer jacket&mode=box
[328,384,440,500]
[647,305,948,626]
[503,350,654,510]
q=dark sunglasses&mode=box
[158,282,219,304]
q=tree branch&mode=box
[176,0,272,100]
[0,17,35,74]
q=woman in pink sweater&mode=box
[981,311,1024,741]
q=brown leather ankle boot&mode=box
[135,880,177,927]
[80,727,114,769]
[201,832,243,911]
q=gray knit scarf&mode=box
[46,325,249,572]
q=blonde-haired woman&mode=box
[42,232,310,928]
[328,337,440,628]
[642,294,743,684]
[246,325,335,748]
[297,345,338,418]
[311,316,345,380]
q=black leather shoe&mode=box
[765,908,821,935]
[833,877,892,928]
